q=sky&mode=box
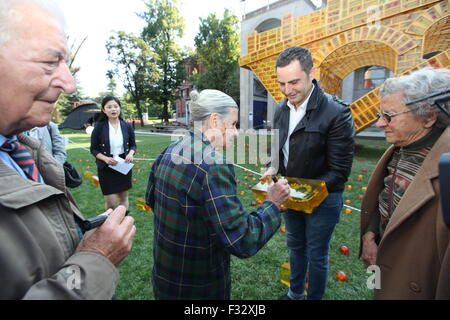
[55,0,317,97]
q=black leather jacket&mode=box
[272,80,355,193]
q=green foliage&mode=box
[105,70,118,97]
[144,100,164,118]
[56,83,86,117]
[140,0,186,122]
[105,31,160,125]
[192,9,240,103]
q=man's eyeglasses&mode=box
[376,106,420,123]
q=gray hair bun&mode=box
[190,90,200,102]
[189,89,238,122]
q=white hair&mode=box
[0,0,66,46]
[189,89,238,123]
[381,67,450,127]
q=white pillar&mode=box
[239,68,254,130]
[266,95,277,129]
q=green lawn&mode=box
[62,129,389,300]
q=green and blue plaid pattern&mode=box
[146,131,281,299]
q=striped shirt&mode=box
[145,130,281,299]
[374,127,444,237]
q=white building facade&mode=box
[239,0,318,130]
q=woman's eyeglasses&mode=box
[376,106,420,123]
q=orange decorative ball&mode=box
[91,176,100,187]
[336,271,348,282]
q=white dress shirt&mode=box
[108,121,124,157]
[282,84,314,169]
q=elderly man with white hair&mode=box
[360,67,450,299]
[146,89,290,299]
[0,0,135,299]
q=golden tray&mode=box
[252,176,328,214]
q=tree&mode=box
[105,70,117,96]
[105,31,160,126]
[68,36,87,77]
[139,0,186,123]
[55,82,85,118]
[193,9,240,103]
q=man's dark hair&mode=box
[276,46,313,74]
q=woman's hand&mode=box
[125,153,134,163]
[260,166,278,182]
[361,232,378,267]
[105,157,118,166]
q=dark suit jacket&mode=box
[90,120,136,169]
[273,79,355,193]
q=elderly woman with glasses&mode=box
[360,67,450,300]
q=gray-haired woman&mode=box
[360,67,450,299]
[145,89,290,299]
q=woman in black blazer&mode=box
[90,96,136,210]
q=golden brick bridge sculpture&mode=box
[239,0,450,132]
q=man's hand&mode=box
[266,179,290,209]
[76,206,136,266]
[260,166,278,182]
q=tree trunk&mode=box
[135,99,145,127]
[162,99,169,123]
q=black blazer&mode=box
[90,120,137,170]
[272,79,355,193]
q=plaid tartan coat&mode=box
[146,131,281,299]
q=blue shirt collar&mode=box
[0,134,18,146]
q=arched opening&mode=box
[255,18,281,33]
[342,66,394,103]
[422,15,450,59]
[319,41,397,98]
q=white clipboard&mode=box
[108,156,134,175]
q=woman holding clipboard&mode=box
[90,96,136,211]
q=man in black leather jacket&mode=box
[262,46,355,300]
